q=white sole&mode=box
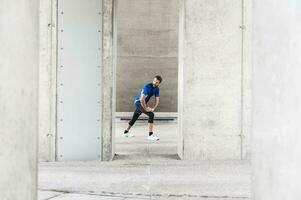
[122,134,134,138]
[148,138,159,141]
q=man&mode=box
[122,75,162,141]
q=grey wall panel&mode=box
[116,56,178,112]
[116,0,178,112]
[57,0,102,160]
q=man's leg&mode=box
[144,112,154,134]
[125,124,132,132]
[135,104,158,140]
[122,109,141,137]
[126,109,142,131]
[149,122,153,133]
[136,105,155,134]
[143,112,158,140]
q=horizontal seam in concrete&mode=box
[118,28,178,32]
[117,55,178,58]
[38,189,249,199]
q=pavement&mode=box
[38,119,251,200]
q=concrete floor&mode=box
[38,119,251,200]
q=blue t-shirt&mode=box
[134,83,160,106]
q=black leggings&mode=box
[129,104,154,126]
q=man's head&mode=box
[152,75,162,87]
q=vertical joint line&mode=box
[240,0,245,160]
[55,0,59,161]
[111,0,117,161]
[49,0,56,163]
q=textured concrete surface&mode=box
[241,0,253,160]
[116,0,178,112]
[39,0,57,162]
[38,191,249,200]
[39,0,52,162]
[102,0,114,161]
[38,121,251,200]
[38,190,62,200]
[0,0,39,199]
[252,0,301,199]
[178,0,252,160]
[115,119,178,155]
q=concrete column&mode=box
[179,0,251,159]
[253,0,301,199]
[39,0,57,162]
[102,0,114,161]
[0,0,39,199]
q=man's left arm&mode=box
[152,97,160,111]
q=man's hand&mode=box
[146,107,154,112]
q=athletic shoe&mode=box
[122,132,135,138]
[148,134,159,141]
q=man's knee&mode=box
[148,112,154,118]
[148,112,154,123]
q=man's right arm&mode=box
[140,95,151,112]
[140,95,147,109]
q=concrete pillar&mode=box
[39,0,57,162]
[253,0,301,199]
[102,0,114,161]
[0,0,39,199]
[179,0,251,159]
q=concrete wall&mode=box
[179,0,252,160]
[0,0,39,199]
[252,0,301,199]
[116,0,178,112]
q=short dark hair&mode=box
[155,75,162,83]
